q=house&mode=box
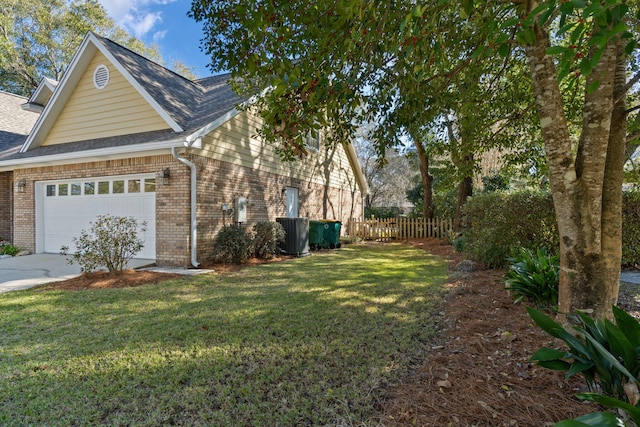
[0,32,367,267]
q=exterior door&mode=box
[285,187,299,218]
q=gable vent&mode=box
[93,64,110,90]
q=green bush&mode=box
[212,225,252,264]
[622,191,640,267]
[0,242,20,256]
[461,190,558,267]
[61,215,146,273]
[503,247,559,307]
[252,221,285,259]
[461,190,640,268]
[529,306,640,426]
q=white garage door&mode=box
[38,175,156,259]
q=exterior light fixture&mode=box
[157,168,170,185]
[16,179,26,193]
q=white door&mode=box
[37,175,156,259]
[285,187,299,218]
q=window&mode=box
[46,185,56,197]
[128,179,141,193]
[98,181,109,194]
[144,178,156,193]
[305,129,321,151]
[71,183,81,196]
[84,182,95,195]
[58,184,68,196]
[113,180,125,194]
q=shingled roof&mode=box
[0,32,244,165]
[0,91,39,157]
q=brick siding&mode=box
[0,172,12,242]
[10,152,363,268]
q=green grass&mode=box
[0,244,448,426]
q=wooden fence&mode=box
[346,217,453,241]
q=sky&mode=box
[97,0,213,78]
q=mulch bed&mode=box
[376,238,600,426]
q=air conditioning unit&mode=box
[276,217,310,257]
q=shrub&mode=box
[212,225,252,264]
[0,241,20,256]
[622,191,640,267]
[61,215,146,273]
[252,221,285,259]
[461,190,558,267]
[503,247,559,307]
[529,306,640,426]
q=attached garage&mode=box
[35,174,156,259]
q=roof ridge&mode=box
[91,32,199,85]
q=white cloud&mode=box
[152,30,168,44]
[122,11,163,38]
[98,0,176,37]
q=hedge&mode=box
[461,190,640,268]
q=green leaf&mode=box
[412,5,422,18]
[580,58,592,76]
[577,393,640,425]
[581,333,638,383]
[537,359,572,371]
[613,305,640,349]
[566,361,595,378]
[527,307,563,338]
[462,0,474,18]
[531,347,567,361]
[553,420,591,427]
[497,43,510,58]
[546,45,569,55]
[555,411,625,427]
[571,0,587,8]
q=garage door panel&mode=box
[41,176,156,259]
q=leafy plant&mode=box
[0,241,20,256]
[528,306,640,426]
[251,221,285,259]
[461,190,559,267]
[503,247,559,307]
[212,224,252,264]
[61,215,146,273]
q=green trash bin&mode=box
[309,220,325,250]
[320,220,342,249]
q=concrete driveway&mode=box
[0,254,154,293]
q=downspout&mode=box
[171,146,200,268]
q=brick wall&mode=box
[190,154,363,263]
[12,155,192,267]
[0,172,12,242]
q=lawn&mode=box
[0,244,448,426]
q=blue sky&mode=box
[98,0,213,78]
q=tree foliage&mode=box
[0,0,192,97]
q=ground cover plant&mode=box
[0,244,448,426]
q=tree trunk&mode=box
[414,139,434,220]
[525,23,621,319]
[454,172,473,231]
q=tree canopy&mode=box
[0,0,195,97]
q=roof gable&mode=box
[40,49,172,147]
[21,32,186,153]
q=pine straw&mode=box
[376,239,599,427]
